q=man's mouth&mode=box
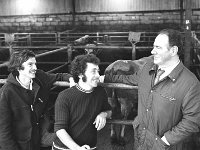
[93,79,99,83]
[30,70,36,74]
[154,56,159,59]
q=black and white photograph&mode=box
[0,0,200,150]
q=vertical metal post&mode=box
[131,44,136,60]
[96,32,99,43]
[67,45,73,72]
[180,0,184,27]
[72,0,76,27]
[27,34,32,46]
[184,0,192,69]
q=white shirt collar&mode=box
[158,60,180,80]
[16,76,33,90]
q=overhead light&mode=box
[16,0,38,14]
[110,0,127,11]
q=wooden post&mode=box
[184,0,192,69]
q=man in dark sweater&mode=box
[53,54,111,150]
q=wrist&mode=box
[99,112,107,118]
[161,135,170,146]
[100,111,112,119]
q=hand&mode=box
[80,144,91,150]
[93,112,107,131]
[161,136,170,146]
[69,77,76,87]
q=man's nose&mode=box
[151,47,156,55]
[33,64,37,70]
[96,72,100,78]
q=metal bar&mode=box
[99,82,138,89]
[0,62,9,68]
[0,61,66,65]
[0,61,111,66]
[0,79,6,84]
[52,82,138,90]
[36,47,68,58]
[107,119,133,125]
[0,45,153,50]
[72,0,76,27]
[180,0,184,27]
[47,63,69,73]
[184,0,192,68]
[0,47,68,68]
[132,44,136,60]
[0,79,138,90]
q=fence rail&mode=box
[1,31,200,78]
[0,31,157,46]
[1,31,200,126]
[0,79,137,125]
[0,79,138,89]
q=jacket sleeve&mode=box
[0,89,19,150]
[104,72,139,85]
[164,81,200,145]
[36,69,72,88]
[104,62,145,86]
[104,56,150,85]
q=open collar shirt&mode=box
[158,60,180,81]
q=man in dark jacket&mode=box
[101,29,200,150]
[0,49,72,150]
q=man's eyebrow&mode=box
[91,68,100,71]
[28,62,36,65]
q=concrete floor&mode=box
[42,124,200,150]
[97,124,135,150]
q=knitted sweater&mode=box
[54,84,111,148]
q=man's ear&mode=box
[170,46,178,56]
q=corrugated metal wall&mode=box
[0,0,199,16]
[0,0,72,16]
[76,0,180,12]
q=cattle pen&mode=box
[0,31,200,150]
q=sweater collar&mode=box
[76,84,94,93]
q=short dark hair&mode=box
[70,54,100,83]
[159,29,183,57]
[8,49,35,72]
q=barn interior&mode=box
[0,0,200,150]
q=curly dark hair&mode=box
[8,49,35,72]
[70,54,100,83]
[159,29,184,57]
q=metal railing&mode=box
[1,31,200,79]
[0,78,137,126]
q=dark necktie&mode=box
[154,69,165,85]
